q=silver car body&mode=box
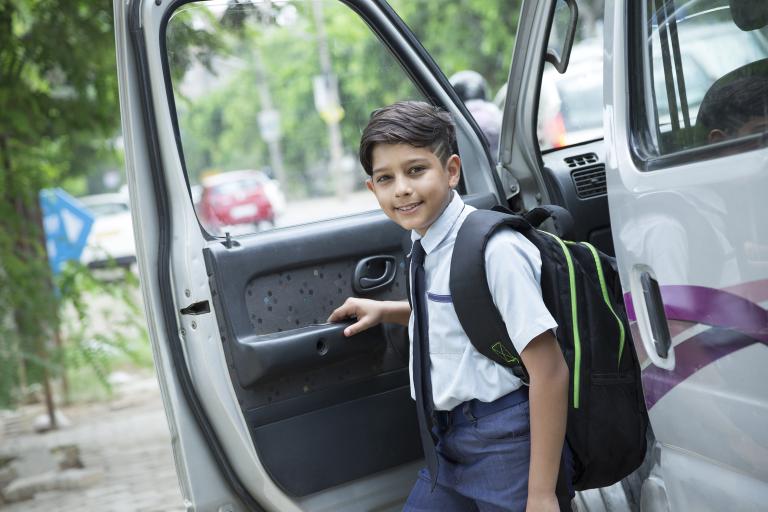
[603,2,768,510]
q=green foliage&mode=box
[0,0,142,409]
[166,0,519,197]
[0,260,149,408]
[389,0,522,91]
[56,262,150,396]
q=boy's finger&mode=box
[344,317,370,337]
[327,304,352,322]
[327,308,342,322]
[327,298,359,322]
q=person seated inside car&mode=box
[696,74,768,144]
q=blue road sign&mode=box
[39,188,94,275]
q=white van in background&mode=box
[114,0,767,510]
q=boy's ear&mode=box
[446,154,461,189]
[708,129,728,144]
[366,178,375,192]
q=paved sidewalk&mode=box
[0,374,185,512]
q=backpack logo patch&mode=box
[491,341,520,365]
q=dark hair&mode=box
[697,75,768,135]
[359,101,457,175]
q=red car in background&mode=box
[198,170,277,235]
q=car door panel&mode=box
[252,386,418,496]
[202,193,496,497]
[204,213,416,496]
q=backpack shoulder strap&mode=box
[449,209,531,383]
[524,205,574,238]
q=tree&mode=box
[0,0,120,411]
[0,0,220,412]
[389,0,522,92]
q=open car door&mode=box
[113,0,507,510]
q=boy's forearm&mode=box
[524,333,569,500]
[381,300,411,326]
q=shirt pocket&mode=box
[425,291,465,355]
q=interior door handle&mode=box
[353,255,397,293]
[640,271,673,358]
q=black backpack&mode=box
[449,206,648,491]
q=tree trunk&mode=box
[1,134,58,426]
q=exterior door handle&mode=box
[353,255,397,293]
[640,271,673,358]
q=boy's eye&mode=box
[408,166,425,174]
[375,175,391,183]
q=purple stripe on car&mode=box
[624,285,768,342]
[642,327,759,408]
[622,281,768,408]
[427,292,452,303]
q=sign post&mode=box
[39,188,94,275]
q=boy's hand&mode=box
[327,298,387,337]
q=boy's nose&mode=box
[394,178,412,197]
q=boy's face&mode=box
[366,143,460,235]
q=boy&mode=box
[328,101,572,511]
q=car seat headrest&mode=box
[730,0,768,31]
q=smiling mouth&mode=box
[395,202,422,212]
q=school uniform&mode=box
[404,192,574,511]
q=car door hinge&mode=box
[497,161,520,197]
[180,301,211,315]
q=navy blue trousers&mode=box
[403,393,574,511]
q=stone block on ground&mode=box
[0,465,18,488]
[10,446,58,478]
[52,444,83,470]
[2,468,104,503]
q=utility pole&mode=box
[252,47,286,185]
[311,0,347,197]
[243,0,286,185]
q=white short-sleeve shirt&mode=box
[408,192,557,411]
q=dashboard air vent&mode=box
[571,165,607,199]
[564,152,599,168]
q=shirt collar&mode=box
[411,191,465,255]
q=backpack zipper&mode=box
[579,242,626,369]
[541,231,581,409]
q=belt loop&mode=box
[462,402,477,425]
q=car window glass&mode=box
[538,0,605,151]
[391,0,520,157]
[165,0,425,236]
[637,0,768,157]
